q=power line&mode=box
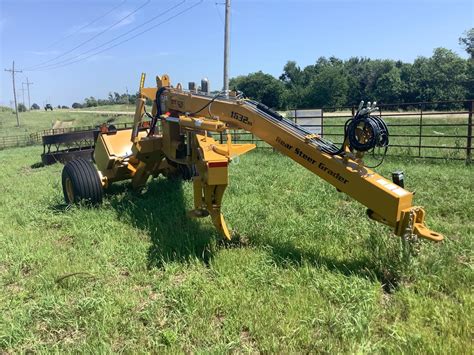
[4,61,23,127]
[27,0,204,72]
[24,0,151,70]
[43,0,127,50]
[28,0,187,71]
[214,2,224,25]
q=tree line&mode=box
[72,92,136,109]
[230,30,473,109]
[75,29,473,110]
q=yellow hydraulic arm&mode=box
[133,74,443,243]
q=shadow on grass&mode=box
[49,177,403,292]
[242,233,403,293]
[30,162,45,169]
[108,178,218,268]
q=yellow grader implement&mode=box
[61,73,443,243]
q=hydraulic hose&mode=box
[148,86,167,136]
[346,115,389,152]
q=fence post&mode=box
[467,100,473,165]
[321,108,324,137]
[419,104,423,158]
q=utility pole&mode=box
[23,77,33,110]
[126,86,129,109]
[4,61,22,127]
[223,0,230,96]
[20,83,26,108]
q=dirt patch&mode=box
[36,321,86,346]
[119,269,131,277]
[240,326,257,350]
[56,235,75,247]
[0,262,9,276]
[170,273,188,286]
[19,166,33,176]
[6,282,24,294]
[213,309,225,329]
[21,264,33,276]
[52,120,75,129]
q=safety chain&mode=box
[401,210,421,261]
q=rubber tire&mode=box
[62,158,103,205]
[178,164,194,181]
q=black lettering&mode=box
[231,111,252,126]
[318,162,348,184]
[276,137,293,150]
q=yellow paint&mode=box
[91,73,443,242]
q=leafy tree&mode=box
[129,93,137,104]
[459,28,474,59]
[17,103,27,112]
[304,65,348,108]
[375,67,403,103]
[410,48,467,103]
[465,60,474,99]
[84,96,98,107]
[72,102,83,109]
[230,71,285,109]
[280,61,304,87]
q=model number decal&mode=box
[231,111,252,126]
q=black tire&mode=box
[177,164,195,181]
[62,158,103,204]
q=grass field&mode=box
[0,146,472,352]
[0,105,139,138]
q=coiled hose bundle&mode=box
[345,114,389,152]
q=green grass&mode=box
[0,106,138,138]
[0,146,472,352]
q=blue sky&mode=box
[1,0,473,107]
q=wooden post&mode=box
[321,108,324,138]
[4,61,22,127]
[418,104,423,158]
[467,100,473,165]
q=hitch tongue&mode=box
[397,207,443,242]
